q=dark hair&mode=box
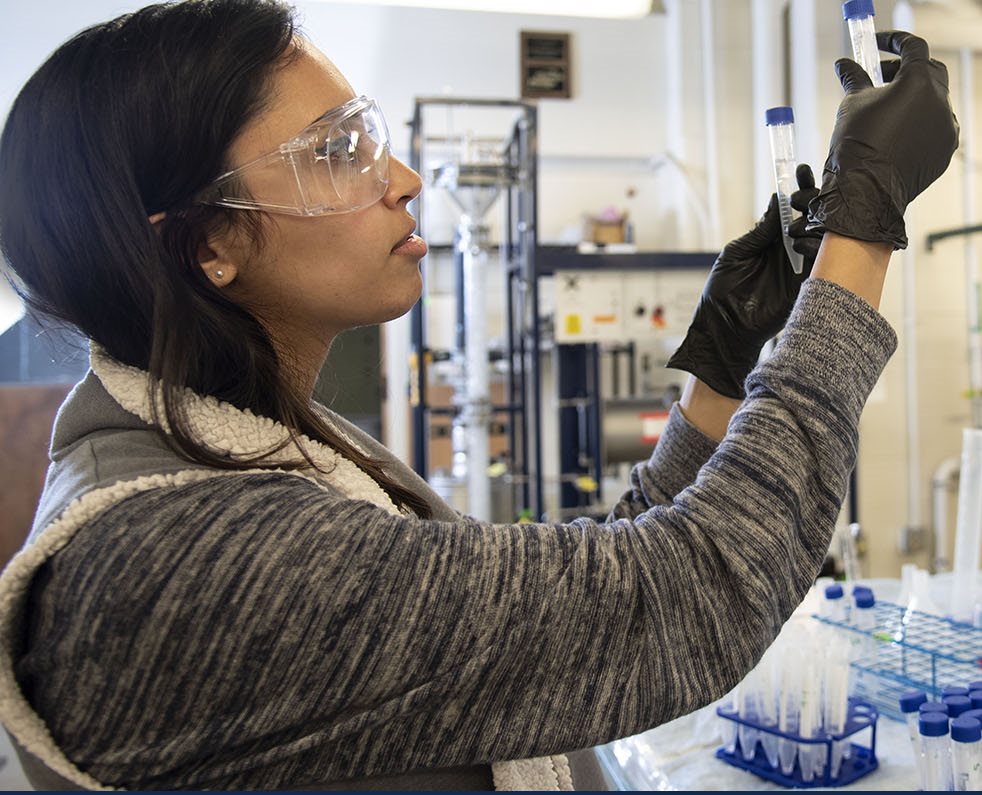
[0,0,432,518]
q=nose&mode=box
[383,154,422,208]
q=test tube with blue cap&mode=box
[842,0,884,87]
[951,716,982,791]
[764,106,804,275]
[919,713,954,790]
[899,691,927,758]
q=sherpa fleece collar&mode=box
[90,345,402,515]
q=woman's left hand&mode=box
[666,164,822,399]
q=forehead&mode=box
[228,41,356,165]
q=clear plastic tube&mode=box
[919,714,954,791]
[951,428,982,622]
[843,1,884,87]
[951,717,982,791]
[777,648,802,776]
[765,106,804,275]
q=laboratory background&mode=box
[0,0,980,790]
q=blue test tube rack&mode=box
[812,600,982,722]
[715,698,879,788]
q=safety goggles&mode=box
[200,95,391,216]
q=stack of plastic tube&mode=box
[716,594,877,786]
[898,682,982,790]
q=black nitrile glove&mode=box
[807,30,959,250]
[666,164,822,400]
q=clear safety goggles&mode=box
[201,95,391,216]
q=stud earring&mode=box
[215,270,224,279]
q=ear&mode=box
[197,237,239,288]
[149,211,239,288]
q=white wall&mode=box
[2,0,981,577]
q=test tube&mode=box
[900,691,928,756]
[919,713,954,791]
[842,0,884,87]
[951,716,982,791]
[823,584,847,623]
[764,106,804,275]
[777,650,802,776]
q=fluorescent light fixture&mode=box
[320,0,661,18]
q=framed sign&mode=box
[520,31,571,100]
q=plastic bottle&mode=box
[919,713,954,791]
[849,590,877,699]
[842,0,884,87]
[900,691,928,756]
[945,695,973,719]
[764,106,804,275]
[823,584,847,623]
[951,716,982,791]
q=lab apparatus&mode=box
[842,0,884,87]
[764,106,804,275]
[919,713,955,790]
[951,716,982,791]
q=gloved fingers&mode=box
[876,29,931,63]
[787,214,821,241]
[881,58,901,83]
[835,57,873,94]
[723,193,781,259]
[790,165,819,213]
[795,163,816,191]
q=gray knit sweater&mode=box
[0,279,896,790]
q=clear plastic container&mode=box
[919,713,954,791]
[952,428,982,623]
[951,716,982,791]
[842,0,884,87]
[764,106,804,275]
[900,691,928,757]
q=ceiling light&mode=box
[319,0,662,18]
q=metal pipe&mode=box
[458,220,492,521]
[751,0,782,213]
[960,47,982,427]
[699,0,721,248]
[895,0,924,543]
[789,0,819,168]
[931,456,960,573]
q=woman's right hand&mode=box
[807,30,959,250]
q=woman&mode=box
[0,0,957,790]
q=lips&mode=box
[391,234,428,259]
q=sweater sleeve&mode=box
[18,278,896,790]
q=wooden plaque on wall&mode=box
[520,30,571,100]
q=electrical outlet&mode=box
[897,525,928,555]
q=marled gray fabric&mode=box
[10,279,896,790]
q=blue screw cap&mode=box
[943,685,970,698]
[900,691,928,713]
[943,695,972,717]
[920,701,949,715]
[765,106,794,126]
[919,713,949,737]
[825,584,844,599]
[843,0,876,21]
[855,591,875,608]
[951,716,982,744]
